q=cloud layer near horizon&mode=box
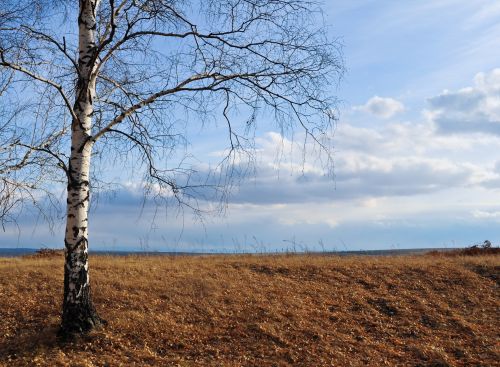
[3,70,500,251]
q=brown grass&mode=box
[0,253,498,366]
[427,246,500,257]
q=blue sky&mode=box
[2,0,500,251]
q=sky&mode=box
[2,0,500,252]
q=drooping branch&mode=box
[15,142,69,175]
[91,72,230,142]
[0,52,79,123]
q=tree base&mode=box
[58,305,106,339]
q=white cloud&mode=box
[355,96,405,118]
[428,68,500,135]
[472,210,500,220]
[205,68,500,212]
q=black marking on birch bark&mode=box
[66,236,88,252]
[72,226,80,238]
[75,101,83,112]
[90,0,97,16]
[74,191,90,208]
[67,178,90,191]
[76,78,84,89]
[74,236,88,250]
[77,137,91,153]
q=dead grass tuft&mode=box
[0,253,498,366]
[426,243,499,258]
[24,248,65,259]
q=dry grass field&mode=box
[0,251,498,366]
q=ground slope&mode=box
[0,253,498,366]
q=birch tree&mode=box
[0,0,343,336]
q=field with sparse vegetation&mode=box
[0,250,498,366]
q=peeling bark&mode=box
[59,0,103,337]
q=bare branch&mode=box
[19,25,79,71]
[0,53,78,123]
[91,72,219,142]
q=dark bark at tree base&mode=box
[58,258,106,338]
[58,301,106,338]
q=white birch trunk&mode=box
[60,0,103,335]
